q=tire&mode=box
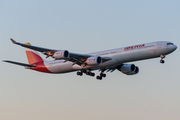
[83,69,87,73]
[80,72,83,76]
[91,73,95,77]
[77,72,80,75]
[102,74,106,77]
[160,60,165,64]
[96,76,100,80]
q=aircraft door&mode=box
[157,42,162,49]
[156,42,163,55]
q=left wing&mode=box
[11,38,56,56]
[10,38,112,66]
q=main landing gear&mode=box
[96,69,106,80]
[77,69,108,80]
[160,55,166,64]
[77,69,95,77]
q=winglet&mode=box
[10,38,18,44]
[24,42,31,45]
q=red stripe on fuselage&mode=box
[30,62,52,73]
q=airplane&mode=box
[3,38,177,80]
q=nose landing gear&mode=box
[160,55,165,64]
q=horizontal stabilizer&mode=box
[3,60,36,67]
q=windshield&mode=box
[167,43,174,45]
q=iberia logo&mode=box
[124,44,145,51]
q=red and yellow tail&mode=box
[24,43,44,64]
[24,43,51,73]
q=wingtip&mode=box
[3,60,10,62]
[10,38,17,44]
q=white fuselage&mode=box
[43,41,177,73]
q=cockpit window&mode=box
[167,43,174,45]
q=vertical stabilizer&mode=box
[24,43,44,64]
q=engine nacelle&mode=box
[126,66,139,75]
[117,64,139,75]
[53,50,69,59]
[86,56,102,65]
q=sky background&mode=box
[1,0,180,120]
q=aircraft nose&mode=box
[173,45,177,50]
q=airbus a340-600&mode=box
[4,38,177,80]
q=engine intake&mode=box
[117,64,139,75]
[86,56,102,65]
[53,50,69,59]
[126,66,139,75]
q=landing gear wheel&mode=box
[90,73,95,77]
[77,72,83,76]
[82,69,86,73]
[160,60,165,64]
[80,72,83,76]
[102,74,106,78]
[160,55,165,64]
[96,76,102,80]
[100,73,106,77]
[86,72,91,75]
[77,72,80,75]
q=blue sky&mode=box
[1,0,180,120]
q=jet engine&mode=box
[117,64,139,75]
[53,50,69,59]
[86,56,102,65]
